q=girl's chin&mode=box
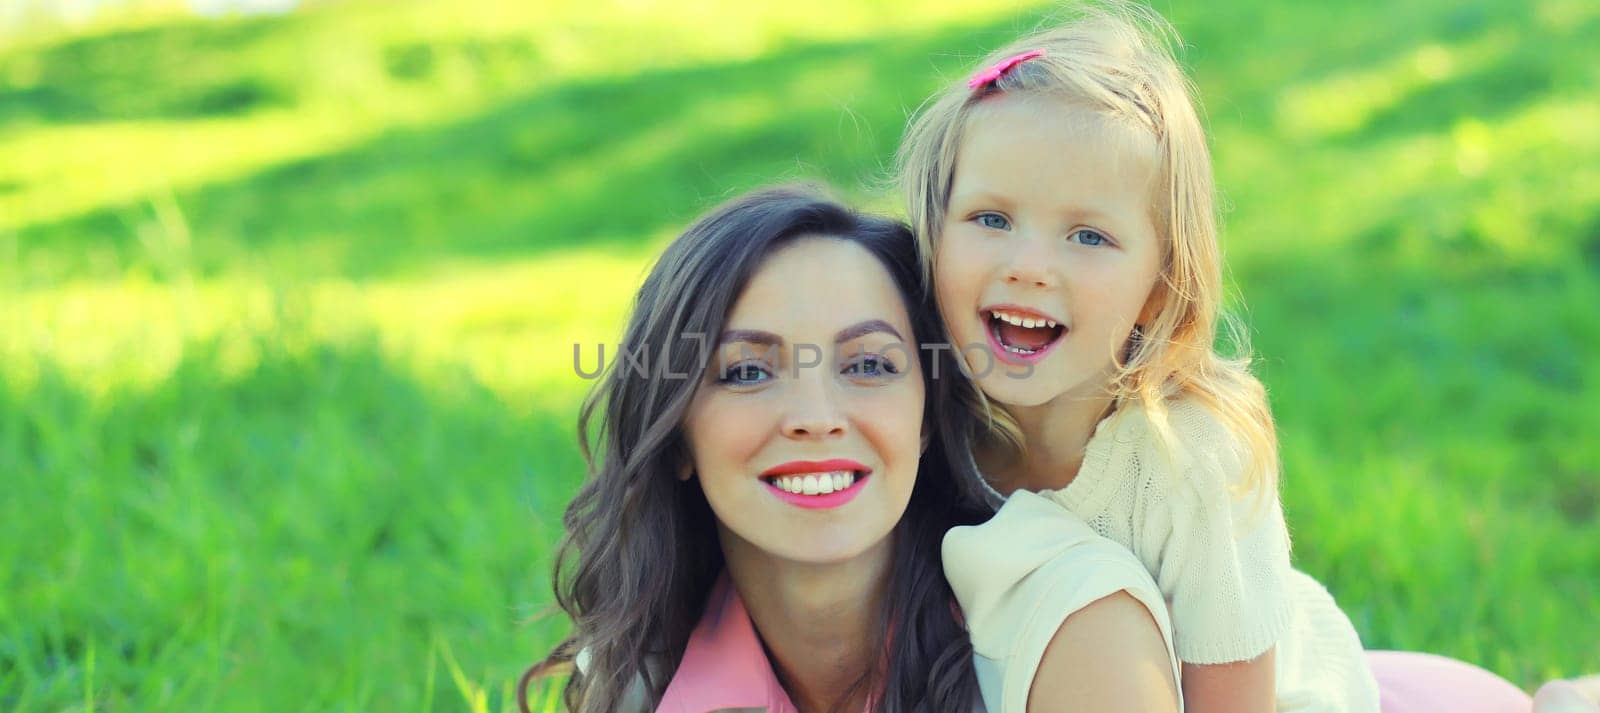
[975,375,1062,408]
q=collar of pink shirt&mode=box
[655,573,803,713]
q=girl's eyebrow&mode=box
[949,187,1014,208]
[1069,206,1121,225]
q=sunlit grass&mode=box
[1275,35,1495,139]
[0,244,655,407]
[0,0,1043,243]
[531,0,1047,79]
[2,113,353,232]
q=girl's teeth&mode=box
[991,310,1058,329]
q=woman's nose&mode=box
[780,375,847,440]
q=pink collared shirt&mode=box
[656,573,803,713]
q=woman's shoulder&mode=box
[572,647,669,712]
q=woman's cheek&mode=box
[692,393,769,474]
[877,382,926,459]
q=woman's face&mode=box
[682,237,925,568]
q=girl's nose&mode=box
[1004,266,1052,288]
[1002,234,1055,288]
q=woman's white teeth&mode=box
[990,310,1057,329]
[772,471,856,495]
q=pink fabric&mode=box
[1369,650,1532,713]
[657,573,799,712]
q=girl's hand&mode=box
[1535,675,1600,713]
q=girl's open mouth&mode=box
[985,307,1066,364]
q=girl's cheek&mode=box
[936,234,987,284]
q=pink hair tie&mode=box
[967,49,1046,90]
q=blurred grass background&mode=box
[1,0,1597,710]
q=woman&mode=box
[523,185,1180,712]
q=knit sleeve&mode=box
[1147,406,1295,666]
[945,490,1180,713]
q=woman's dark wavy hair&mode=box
[521,184,999,712]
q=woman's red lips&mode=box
[761,459,871,477]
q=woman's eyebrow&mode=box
[835,319,903,343]
[717,329,782,346]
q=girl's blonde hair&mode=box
[896,1,1280,502]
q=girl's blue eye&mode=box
[1071,229,1108,246]
[717,362,772,386]
[843,355,900,378]
[976,213,1010,230]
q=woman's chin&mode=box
[767,529,895,569]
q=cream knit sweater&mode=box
[956,396,1380,713]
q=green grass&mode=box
[2,0,1597,709]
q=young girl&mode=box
[898,4,1577,712]
[521,185,1181,712]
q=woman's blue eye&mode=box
[976,213,1010,230]
[717,362,772,385]
[843,355,900,377]
[1072,229,1108,246]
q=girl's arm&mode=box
[1142,401,1292,711]
[1028,591,1179,713]
[1181,649,1276,713]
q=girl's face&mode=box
[935,94,1165,408]
[682,238,925,568]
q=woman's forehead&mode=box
[722,238,915,340]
